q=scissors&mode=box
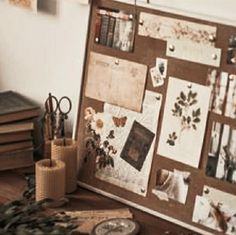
[44,93,72,139]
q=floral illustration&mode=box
[167,86,201,145]
[84,107,117,169]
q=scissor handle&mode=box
[58,96,72,115]
[45,94,59,114]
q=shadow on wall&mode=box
[38,0,58,15]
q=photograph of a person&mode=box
[227,35,236,65]
[193,186,236,235]
[206,69,229,115]
[206,121,236,184]
[152,169,190,204]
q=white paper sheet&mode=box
[95,90,162,196]
[158,77,210,168]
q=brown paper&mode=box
[51,138,78,193]
[36,159,65,201]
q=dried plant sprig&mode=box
[84,107,116,169]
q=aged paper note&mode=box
[85,52,147,112]
[138,12,217,46]
[63,208,133,234]
[158,77,210,168]
[8,0,37,11]
[95,90,162,196]
[166,40,221,67]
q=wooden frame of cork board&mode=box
[75,0,236,234]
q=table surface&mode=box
[0,170,200,235]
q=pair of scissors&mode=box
[44,93,72,139]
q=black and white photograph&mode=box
[227,35,236,65]
[152,169,190,204]
[193,186,236,235]
[206,121,236,184]
[206,69,229,115]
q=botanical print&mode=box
[152,169,190,204]
[166,40,221,67]
[8,0,37,11]
[95,90,162,196]
[138,12,217,46]
[206,121,236,185]
[193,186,236,234]
[225,75,236,119]
[206,69,229,115]
[120,121,155,171]
[84,107,117,169]
[85,52,147,112]
[158,77,210,168]
[227,35,236,65]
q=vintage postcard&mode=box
[158,77,211,168]
[227,35,236,65]
[207,69,229,115]
[138,12,217,46]
[193,186,236,234]
[85,52,147,112]
[225,75,236,119]
[95,90,162,196]
[206,121,236,185]
[152,169,190,204]
[120,121,155,171]
[8,0,37,11]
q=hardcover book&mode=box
[0,91,41,124]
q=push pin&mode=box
[139,19,144,25]
[212,53,217,60]
[229,74,235,80]
[208,34,215,42]
[169,44,175,52]
[140,188,145,193]
[129,14,133,20]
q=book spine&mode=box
[94,13,102,43]
[99,15,110,45]
[112,17,121,49]
[106,16,116,47]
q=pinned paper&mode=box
[85,52,147,112]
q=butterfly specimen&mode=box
[112,116,127,127]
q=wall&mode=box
[0,0,90,134]
[0,0,235,135]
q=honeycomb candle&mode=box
[51,138,78,193]
[36,159,65,201]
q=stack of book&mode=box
[95,8,135,52]
[0,91,43,171]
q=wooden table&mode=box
[0,170,199,235]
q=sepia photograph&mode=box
[227,35,236,65]
[206,69,229,115]
[193,186,236,234]
[206,121,236,184]
[152,169,190,204]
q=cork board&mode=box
[75,1,236,234]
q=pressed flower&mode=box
[84,107,96,121]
